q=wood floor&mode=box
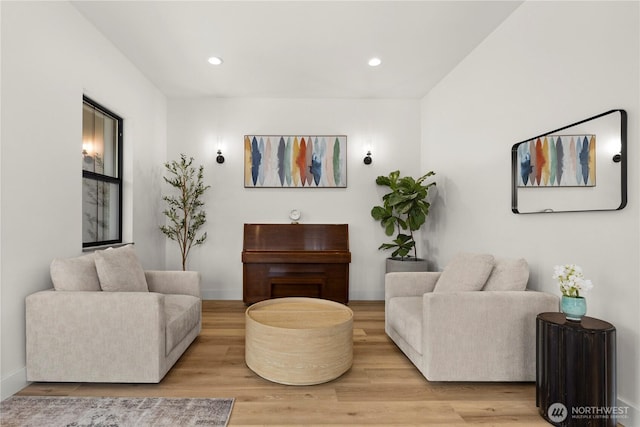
[18,300,550,426]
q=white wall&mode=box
[0,1,167,399]
[167,97,422,300]
[421,1,639,423]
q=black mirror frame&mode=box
[511,109,627,214]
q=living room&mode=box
[1,1,639,425]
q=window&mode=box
[82,96,123,247]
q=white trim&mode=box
[200,291,385,301]
[201,290,237,301]
[618,397,639,427]
[1,367,28,401]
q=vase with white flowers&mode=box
[553,264,593,321]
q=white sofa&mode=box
[385,252,559,382]
[26,245,201,383]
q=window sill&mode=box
[82,242,134,253]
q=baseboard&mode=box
[618,397,639,427]
[200,290,385,301]
[201,289,239,300]
[1,367,28,401]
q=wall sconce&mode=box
[216,149,225,164]
[82,142,95,167]
[363,151,372,165]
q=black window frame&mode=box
[82,95,124,248]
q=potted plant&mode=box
[371,170,436,272]
[160,154,210,270]
[553,264,593,321]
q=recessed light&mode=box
[368,57,382,67]
[208,56,223,65]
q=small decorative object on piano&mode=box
[289,209,301,224]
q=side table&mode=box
[536,312,616,426]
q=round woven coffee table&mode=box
[245,297,353,385]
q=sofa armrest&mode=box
[421,290,559,381]
[145,270,201,298]
[26,290,166,382]
[385,271,441,303]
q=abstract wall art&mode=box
[244,135,347,188]
[517,135,596,187]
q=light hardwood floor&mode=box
[18,300,550,426]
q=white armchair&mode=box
[26,246,202,383]
[385,253,558,382]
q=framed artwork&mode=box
[516,134,596,187]
[244,135,347,188]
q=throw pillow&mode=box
[50,253,101,291]
[482,257,529,291]
[433,252,495,292]
[94,245,148,292]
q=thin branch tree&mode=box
[160,154,210,270]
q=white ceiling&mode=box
[72,1,522,99]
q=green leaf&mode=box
[370,206,389,221]
[375,176,391,186]
[383,218,395,236]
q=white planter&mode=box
[385,258,429,273]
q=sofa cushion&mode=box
[483,258,529,291]
[164,295,201,355]
[387,296,423,355]
[50,253,101,291]
[94,245,148,292]
[433,252,495,293]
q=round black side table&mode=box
[536,312,616,426]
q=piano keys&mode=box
[242,224,351,304]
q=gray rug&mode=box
[0,396,234,427]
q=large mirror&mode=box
[512,109,627,214]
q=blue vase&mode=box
[561,295,587,321]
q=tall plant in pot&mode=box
[160,154,210,271]
[371,170,436,272]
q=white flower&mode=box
[553,264,593,297]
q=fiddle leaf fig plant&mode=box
[371,170,436,260]
[160,154,210,270]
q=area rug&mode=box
[0,396,234,427]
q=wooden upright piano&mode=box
[242,224,351,304]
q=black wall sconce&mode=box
[216,150,225,164]
[363,151,372,165]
